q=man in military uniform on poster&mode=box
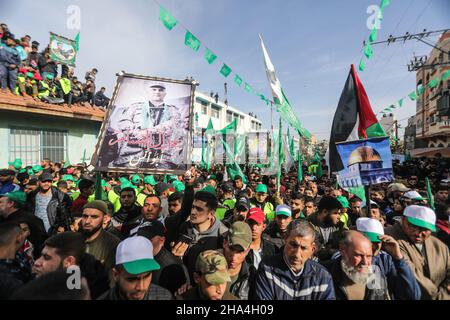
[108,82,188,169]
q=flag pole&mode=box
[365,184,371,215]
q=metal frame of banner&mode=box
[91,72,195,175]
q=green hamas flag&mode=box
[364,42,374,59]
[297,150,303,184]
[49,32,77,67]
[380,0,390,10]
[417,86,425,96]
[159,6,178,30]
[369,25,377,43]
[185,31,201,52]
[204,48,217,64]
[234,75,242,86]
[442,70,450,81]
[425,177,435,210]
[244,83,251,92]
[408,91,417,101]
[428,77,440,89]
[220,64,231,78]
[74,32,80,52]
[398,98,404,107]
[277,118,283,193]
[359,58,365,71]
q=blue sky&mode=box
[2,0,449,140]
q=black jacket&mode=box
[264,222,287,250]
[80,253,110,300]
[153,247,190,287]
[27,187,72,233]
[0,208,48,259]
[228,261,256,300]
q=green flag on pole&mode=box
[219,64,232,78]
[425,177,435,210]
[297,150,303,184]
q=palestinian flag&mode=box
[328,64,386,174]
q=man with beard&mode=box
[112,185,142,236]
[32,232,110,299]
[80,200,120,273]
[326,230,389,300]
[168,192,183,216]
[348,196,363,227]
[254,219,335,300]
[308,196,346,262]
[386,205,450,300]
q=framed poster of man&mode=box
[49,32,77,67]
[91,73,195,174]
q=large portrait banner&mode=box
[49,32,77,67]
[92,74,194,174]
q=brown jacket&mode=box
[385,223,450,300]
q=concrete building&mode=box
[0,93,104,168]
[193,91,262,134]
[404,115,417,152]
[413,31,450,157]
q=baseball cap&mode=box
[120,180,136,191]
[207,174,217,180]
[195,250,231,285]
[276,204,292,217]
[220,182,234,193]
[150,82,166,89]
[155,182,172,195]
[403,191,425,201]
[136,220,166,240]
[403,205,436,232]
[235,197,250,211]
[143,175,157,186]
[356,217,384,243]
[78,178,95,191]
[61,174,74,182]
[201,185,216,195]
[362,200,380,209]
[131,174,141,184]
[32,165,43,173]
[0,190,27,206]
[336,195,349,209]
[246,207,265,224]
[8,159,22,170]
[388,183,410,192]
[227,222,252,251]
[255,184,268,193]
[172,180,185,192]
[115,236,160,274]
[39,173,53,182]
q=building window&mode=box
[226,112,233,123]
[9,127,68,166]
[211,106,220,119]
[201,105,207,115]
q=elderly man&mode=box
[326,231,390,300]
[385,205,450,300]
[254,220,335,300]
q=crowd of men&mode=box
[0,154,448,300]
[0,23,110,108]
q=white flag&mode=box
[260,34,284,105]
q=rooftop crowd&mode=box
[0,22,110,108]
[0,153,448,300]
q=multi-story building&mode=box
[193,91,262,134]
[404,115,417,152]
[413,31,450,157]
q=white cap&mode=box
[361,199,379,208]
[403,190,425,200]
[275,204,292,217]
[115,236,160,274]
[356,217,384,242]
[403,205,436,232]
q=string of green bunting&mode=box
[378,69,450,115]
[159,4,274,108]
[359,0,391,71]
[158,3,312,142]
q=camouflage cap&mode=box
[195,250,231,285]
